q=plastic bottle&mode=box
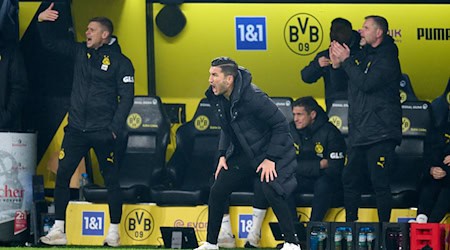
[43,217,51,235]
[358,228,367,250]
[345,228,353,250]
[397,231,403,250]
[79,173,89,201]
[318,227,327,250]
[311,230,319,250]
[367,230,375,250]
[335,228,343,250]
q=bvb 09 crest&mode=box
[194,115,210,131]
[284,13,323,56]
[127,113,142,129]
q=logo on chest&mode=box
[314,142,324,157]
[101,55,111,71]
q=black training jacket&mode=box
[290,108,346,179]
[38,22,134,135]
[206,67,297,198]
[341,35,402,147]
[0,43,28,130]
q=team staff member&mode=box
[242,97,346,248]
[412,105,450,223]
[329,15,402,222]
[301,18,360,111]
[37,3,134,246]
[0,36,28,130]
[196,57,300,250]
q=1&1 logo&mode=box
[284,13,323,56]
[235,17,267,50]
[82,211,104,236]
[238,214,253,239]
[125,208,155,241]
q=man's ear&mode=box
[311,110,317,120]
[102,31,110,40]
[376,28,383,39]
[226,74,234,85]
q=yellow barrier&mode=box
[66,202,430,247]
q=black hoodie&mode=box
[342,35,402,147]
[290,107,346,178]
[37,22,134,134]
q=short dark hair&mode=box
[292,96,322,114]
[211,56,238,78]
[365,15,389,36]
[89,17,114,36]
[330,18,353,45]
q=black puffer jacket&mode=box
[0,43,28,130]
[342,35,402,147]
[38,22,134,134]
[290,107,346,179]
[205,67,297,197]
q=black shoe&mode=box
[244,242,257,248]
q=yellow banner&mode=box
[65,202,423,246]
[154,3,449,101]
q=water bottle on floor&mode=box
[79,173,89,201]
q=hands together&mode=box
[329,41,350,69]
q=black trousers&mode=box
[207,154,298,244]
[54,127,122,224]
[252,174,337,222]
[418,175,450,223]
[297,175,337,221]
[343,140,396,222]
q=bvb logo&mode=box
[284,13,323,56]
[127,113,142,129]
[125,208,154,241]
[399,90,407,103]
[329,116,342,129]
[402,117,411,133]
[315,143,324,154]
[195,115,210,131]
[446,92,450,105]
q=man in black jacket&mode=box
[38,3,134,246]
[241,97,346,248]
[0,36,28,130]
[197,57,300,250]
[329,15,402,222]
[411,105,450,223]
[301,18,360,112]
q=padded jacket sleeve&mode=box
[250,91,291,161]
[323,125,346,178]
[108,57,135,134]
[0,47,28,128]
[37,20,78,58]
[301,51,328,84]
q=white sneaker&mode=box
[218,232,236,248]
[280,242,301,250]
[104,231,120,247]
[40,226,67,245]
[245,231,261,248]
[194,242,219,250]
